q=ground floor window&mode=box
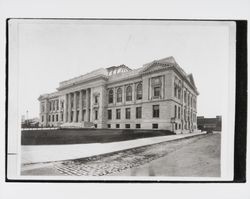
[107,124,111,128]
[108,110,112,120]
[56,114,58,122]
[125,124,130,128]
[136,124,141,129]
[175,123,178,130]
[95,110,98,120]
[153,105,160,118]
[52,115,54,122]
[42,115,44,122]
[152,123,158,129]
[94,124,97,128]
[116,124,120,128]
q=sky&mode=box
[12,20,235,118]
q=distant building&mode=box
[38,56,199,133]
[197,116,222,131]
[21,117,40,128]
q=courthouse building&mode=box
[38,56,199,133]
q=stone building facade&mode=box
[38,56,199,133]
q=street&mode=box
[21,133,220,177]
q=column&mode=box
[79,90,83,122]
[64,94,67,123]
[86,89,90,122]
[68,93,71,122]
[73,92,77,122]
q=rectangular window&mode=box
[136,124,141,129]
[125,124,130,129]
[94,124,97,128]
[178,107,180,119]
[153,105,160,118]
[125,108,131,119]
[153,86,161,97]
[61,113,63,121]
[152,123,158,129]
[107,124,111,128]
[174,105,177,118]
[95,110,98,120]
[42,115,44,122]
[49,115,51,122]
[95,96,98,104]
[136,107,142,119]
[56,114,58,122]
[116,109,121,119]
[108,110,112,120]
[52,115,54,122]
[116,124,120,128]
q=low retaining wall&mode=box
[21,128,174,145]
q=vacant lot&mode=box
[21,128,174,145]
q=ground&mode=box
[21,133,220,177]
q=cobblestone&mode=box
[52,134,208,176]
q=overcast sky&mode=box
[13,20,235,118]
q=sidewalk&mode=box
[22,131,206,165]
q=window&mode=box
[108,110,112,120]
[94,96,98,104]
[95,110,98,120]
[52,115,54,122]
[49,115,51,122]
[125,124,130,129]
[107,124,111,128]
[178,88,181,99]
[153,86,161,97]
[178,107,180,119]
[126,86,132,101]
[94,124,97,128]
[174,84,178,97]
[153,105,160,118]
[152,123,158,129]
[175,123,178,130]
[56,114,58,122]
[136,107,142,119]
[174,105,177,118]
[184,91,187,103]
[116,124,120,128]
[57,100,59,110]
[136,124,141,129]
[61,113,63,121]
[179,124,181,129]
[116,109,121,119]
[108,89,113,103]
[117,88,122,102]
[42,115,44,122]
[136,83,142,100]
[125,108,131,119]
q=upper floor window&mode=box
[117,88,122,103]
[154,86,161,97]
[136,83,142,100]
[94,95,98,104]
[153,105,160,118]
[174,105,177,118]
[126,86,132,101]
[108,89,113,104]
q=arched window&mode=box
[116,87,122,102]
[108,89,113,104]
[126,86,132,101]
[136,83,142,100]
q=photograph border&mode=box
[5,18,247,183]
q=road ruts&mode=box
[52,134,209,176]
